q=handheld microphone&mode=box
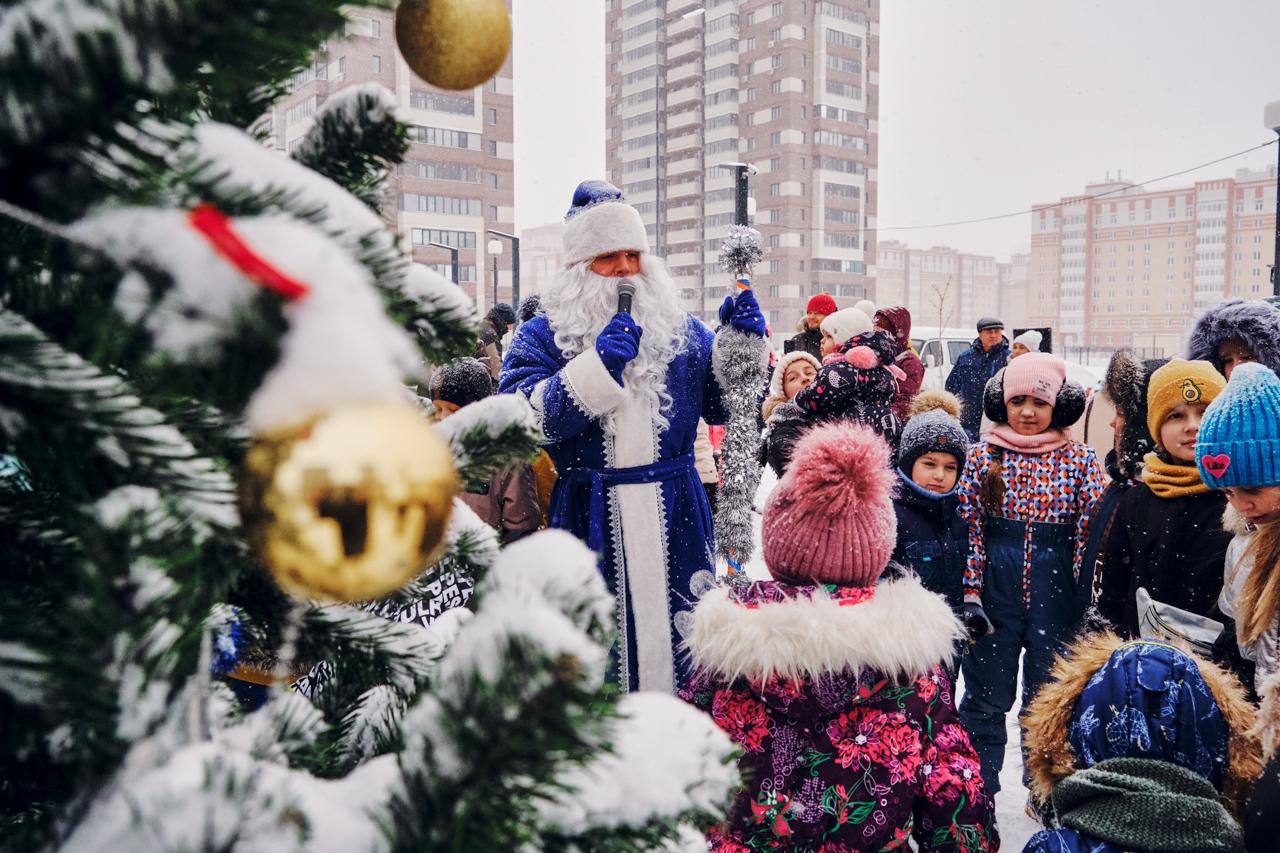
[617,279,637,315]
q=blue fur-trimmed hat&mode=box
[562,180,650,266]
[1195,362,1280,488]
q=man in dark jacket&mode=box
[475,302,516,380]
[944,316,1009,440]
[783,292,836,358]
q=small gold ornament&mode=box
[240,403,458,602]
[394,0,512,91]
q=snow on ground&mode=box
[738,467,1042,848]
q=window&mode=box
[920,340,943,365]
[825,79,860,99]
[488,108,497,125]
[410,91,474,115]
[371,18,381,38]
[769,131,781,145]
[406,125,479,150]
[489,140,498,156]
[769,260,782,274]
[823,232,859,248]
[490,205,498,221]
[399,160,481,182]
[825,182,860,198]
[424,263,476,282]
[398,193,482,216]
[826,29,862,50]
[947,341,969,364]
[769,183,780,197]
[410,228,477,249]
[372,55,381,74]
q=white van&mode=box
[910,326,1103,394]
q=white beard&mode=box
[541,254,690,432]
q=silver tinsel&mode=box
[712,324,769,579]
[717,225,764,277]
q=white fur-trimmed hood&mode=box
[1223,503,1252,537]
[685,576,965,683]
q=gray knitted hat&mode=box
[897,390,968,473]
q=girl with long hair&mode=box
[1196,362,1280,697]
[952,353,1105,801]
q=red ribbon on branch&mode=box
[188,204,310,301]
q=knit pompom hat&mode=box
[1196,362,1280,488]
[1145,358,1225,441]
[562,180,649,266]
[819,307,873,346]
[430,357,494,408]
[762,422,897,587]
[806,292,837,316]
[1003,351,1066,404]
[898,391,968,473]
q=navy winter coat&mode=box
[945,338,1009,439]
[888,470,968,616]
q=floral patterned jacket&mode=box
[680,577,997,852]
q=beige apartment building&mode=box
[258,6,516,312]
[605,0,880,329]
[874,241,1004,331]
[1028,167,1277,355]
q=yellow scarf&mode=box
[1141,452,1208,498]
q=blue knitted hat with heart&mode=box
[1195,362,1280,488]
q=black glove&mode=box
[962,603,995,644]
[594,312,643,383]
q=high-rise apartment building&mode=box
[1028,167,1277,354]
[996,252,1030,328]
[604,0,879,328]
[874,241,999,331]
[258,6,516,312]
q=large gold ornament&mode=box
[395,0,512,91]
[240,403,458,602]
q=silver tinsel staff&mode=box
[712,225,769,582]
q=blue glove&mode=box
[594,311,642,384]
[719,290,766,337]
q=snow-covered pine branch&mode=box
[0,308,237,529]
[434,393,541,490]
[536,692,739,848]
[180,123,479,363]
[290,83,407,210]
[396,263,480,363]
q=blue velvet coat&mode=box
[499,314,730,693]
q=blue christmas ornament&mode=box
[210,605,246,675]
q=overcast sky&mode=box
[512,0,1280,259]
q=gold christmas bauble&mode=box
[395,0,512,91]
[240,403,458,602]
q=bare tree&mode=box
[926,275,954,383]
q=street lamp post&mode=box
[424,240,460,285]
[1266,101,1280,297]
[722,162,758,227]
[487,238,503,309]
[487,229,521,308]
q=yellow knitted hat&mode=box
[1146,358,1225,440]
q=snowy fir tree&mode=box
[0,2,738,850]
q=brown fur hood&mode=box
[1023,631,1262,820]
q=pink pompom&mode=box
[845,346,878,369]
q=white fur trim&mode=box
[768,351,822,399]
[563,202,650,266]
[608,389,674,692]
[563,347,627,417]
[685,576,965,683]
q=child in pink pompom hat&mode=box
[680,422,995,852]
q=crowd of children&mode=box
[444,293,1280,851]
[687,297,1280,852]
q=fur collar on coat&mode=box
[684,575,965,685]
[1022,631,1262,821]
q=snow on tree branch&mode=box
[537,692,739,838]
[434,393,540,489]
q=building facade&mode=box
[605,0,880,328]
[257,6,516,313]
[1028,167,1278,355]
[874,240,1000,331]
[996,252,1030,329]
[518,221,567,300]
